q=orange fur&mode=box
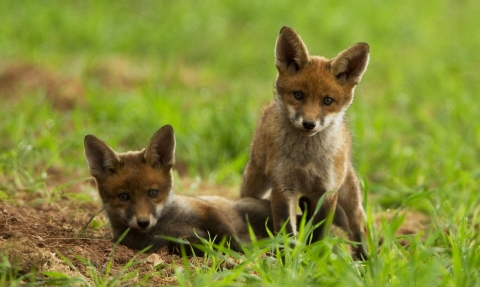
[241,26,370,258]
[84,125,274,253]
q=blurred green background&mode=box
[1,0,479,217]
[2,1,480,284]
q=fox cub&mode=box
[241,26,369,258]
[84,125,274,253]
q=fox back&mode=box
[200,196,274,242]
[85,125,275,253]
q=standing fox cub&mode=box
[241,26,369,258]
[84,125,274,253]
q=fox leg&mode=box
[308,191,338,242]
[270,186,297,235]
[337,170,367,259]
[333,204,353,236]
[240,161,271,199]
[298,195,351,236]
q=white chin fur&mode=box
[305,130,320,136]
[296,127,321,136]
[292,120,323,136]
[128,214,158,231]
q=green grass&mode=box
[1,0,480,285]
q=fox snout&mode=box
[289,109,324,136]
[302,120,316,131]
[119,197,165,232]
[136,217,152,229]
[289,107,341,136]
[298,119,322,136]
[127,212,158,232]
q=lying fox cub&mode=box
[84,125,274,253]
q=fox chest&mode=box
[267,141,345,194]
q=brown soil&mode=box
[0,199,183,285]
[0,62,85,111]
[0,171,242,286]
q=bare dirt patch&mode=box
[0,173,246,285]
[0,199,182,285]
[0,62,85,111]
[86,56,151,90]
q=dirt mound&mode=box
[86,56,151,90]
[0,62,85,111]
[0,201,181,285]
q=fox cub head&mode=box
[84,125,175,235]
[275,26,369,136]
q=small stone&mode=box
[146,253,164,267]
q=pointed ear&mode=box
[275,26,310,75]
[330,42,370,85]
[84,135,121,177]
[145,125,176,169]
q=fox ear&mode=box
[145,125,176,169]
[331,42,370,85]
[275,26,310,75]
[84,135,121,177]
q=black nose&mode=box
[137,219,150,229]
[302,121,316,130]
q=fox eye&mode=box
[293,91,304,100]
[118,193,130,201]
[148,189,159,198]
[323,96,333,106]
